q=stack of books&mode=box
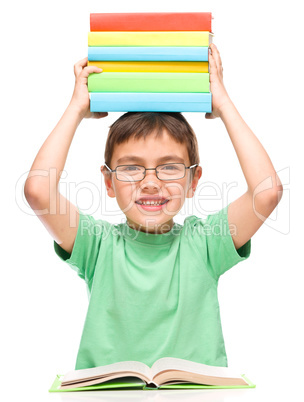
[87,12,213,113]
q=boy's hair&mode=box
[103,112,200,181]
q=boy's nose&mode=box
[140,170,161,187]
[142,169,160,181]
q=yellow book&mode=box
[87,61,209,73]
[88,31,213,47]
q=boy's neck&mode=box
[126,219,174,234]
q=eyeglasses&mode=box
[103,162,198,182]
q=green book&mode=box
[88,72,210,93]
[49,357,256,392]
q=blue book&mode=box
[88,47,209,61]
[90,93,212,113]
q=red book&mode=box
[90,12,212,32]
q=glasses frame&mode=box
[103,162,198,182]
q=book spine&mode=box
[142,381,159,390]
[88,32,212,47]
[90,93,212,113]
[90,12,212,32]
[87,61,209,73]
[87,47,209,62]
[87,72,210,93]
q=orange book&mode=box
[87,61,208,73]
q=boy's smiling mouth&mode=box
[135,196,169,205]
[135,196,169,210]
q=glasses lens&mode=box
[116,165,145,181]
[157,163,185,180]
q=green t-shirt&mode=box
[54,203,251,370]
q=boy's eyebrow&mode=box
[116,155,185,164]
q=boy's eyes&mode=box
[124,166,141,171]
[121,164,179,171]
[162,165,178,170]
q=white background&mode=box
[1,0,303,401]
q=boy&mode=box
[24,44,283,370]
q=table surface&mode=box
[7,384,298,402]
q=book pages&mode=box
[62,360,151,384]
[151,357,243,380]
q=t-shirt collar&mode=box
[118,221,182,245]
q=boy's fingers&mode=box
[80,66,103,79]
[208,50,218,78]
[210,44,223,73]
[93,112,108,119]
[205,113,215,119]
[74,57,89,77]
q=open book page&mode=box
[150,357,243,380]
[62,361,151,384]
[60,375,146,390]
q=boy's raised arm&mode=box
[24,58,107,254]
[206,44,283,251]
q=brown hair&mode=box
[103,112,200,181]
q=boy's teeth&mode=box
[140,200,163,205]
[144,201,159,205]
[136,199,168,205]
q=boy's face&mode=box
[101,130,202,234]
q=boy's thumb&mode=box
[93,112,108,119]
[205,113,216,119]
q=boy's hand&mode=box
[206,43,232,119]
[69,57,108,119]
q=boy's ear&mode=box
[100,165,116,198]
[186,166,202,198]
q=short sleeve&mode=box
[53,209,108,284]
[190,203,251,280]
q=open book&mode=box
[49,357,255,392]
